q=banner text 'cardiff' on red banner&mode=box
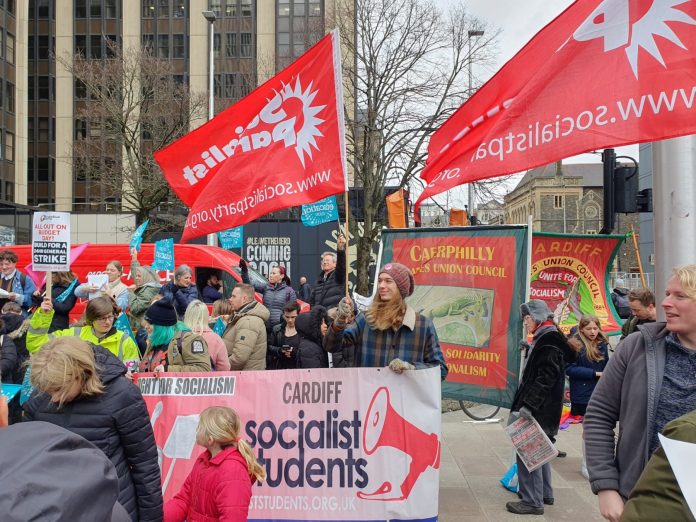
[154,30,347,241]
[415,0,696,215]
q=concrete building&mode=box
[504,162,640,273]
[3,0,346,216]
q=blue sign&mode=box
[301,196,339,227]
[129,220,149,252]
[212,316,227,336]
[218,226,244,249]
[114,312,136,342]
[151,238,175,271]
[1,384,21,402]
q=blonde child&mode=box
[164,406,266,522]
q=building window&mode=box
[28,77,34,100]
[277,32,289,57]
[28,118,35,141]
[105,0,117,18]
[309,0,320,16]
[90,35,102,58]
[293,0,304,16]
[38,76,50,100]
[225,33,236,57]
[38,35,50,59]
[142,0,154,17]
[173,34,185,58]
[158,35,169,58]
[240,33,252,57]
[38,117,50,142]
[76,0,87,17]
[554,195,563,209]
[6,33,14,65]
[225,0,237,16]
[142,34,154,52]
[0,31,4,60]
[38,157,49,181]
[75,35,87,56]
[6,81,13,112]
[89,0,101,17]
[75,119,87,140]
[173,0,185,17]
[5,132,14,162]
[241,0,251,16]
[278,0,289,16]
[37,0,49,18]
[213,33,221,58]
[210,0,222,16]
[214,73,223,98]
[157,0,168,17]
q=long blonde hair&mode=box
[183,300,210,334]
[197,406,266,482]
[30,337,105,407]
[365,295,407,331]
[571,315,608,363]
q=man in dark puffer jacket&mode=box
[24,338,162,522]
[309,234,346,311]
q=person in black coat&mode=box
[295,305,329,369]
[0,317,17,384]
[23,337,163,522]
[309,234,346,311]
[267,301,301,369]
[506,300,576,516]
[31,271,79,332]
[160,264,200,319]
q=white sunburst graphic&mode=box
[277,76,326,166]
[625,0,696,78]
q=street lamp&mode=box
[467,30,484,222]
[202,10,217,246]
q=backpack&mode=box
[612,291,631,319]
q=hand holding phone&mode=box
[282,345,293,358]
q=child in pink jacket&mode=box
[164,406,266,522]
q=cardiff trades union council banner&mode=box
[135,367,441,521]
[380,227,528,409]
[531,232,625,335]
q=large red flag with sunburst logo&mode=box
[415,0,696,215]
[154,30,347,241]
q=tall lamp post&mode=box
[467,30,484,223]
[202,10,217,245]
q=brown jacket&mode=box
[222,301,270,370]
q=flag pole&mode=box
[628,225,647,289]
[343,191,350,298]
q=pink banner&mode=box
[135,367,441,521]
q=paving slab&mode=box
[439,409,603,521]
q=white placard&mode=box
[87,274,109,300]
[32,212,71,271]
[659,433,696,519]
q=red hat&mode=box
[380,263,415,299]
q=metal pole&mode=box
[652,136,696,318]
[203,11,217,246]
[467,30,484,220]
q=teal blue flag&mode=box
[130,220,149,252]
[213,316,226,336]
[218,227,244,249]
[1,383,21,402]
[114,312,136,341]
[151,238,175,271]
[302,196,338,227]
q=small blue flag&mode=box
[151,238,175,271]
[301,196,339,227]
[218,226,244,249]
[130,220,149,252]
[1,383,21,402]
[213,316,226,336]
[114,312,136,342]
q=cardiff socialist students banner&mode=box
[416,0,696,213]
[154,30,347,241]
[135,367,441,521]
[380,227,528,409]
[531,232,625,335]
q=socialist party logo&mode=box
[573,0,696,79]
[182,76,326,186]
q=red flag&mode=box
[154,31,347,240]
[415,0,696,214]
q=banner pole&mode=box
[629,225,647,288]
[45,271,52,301]
[343,191,350,298]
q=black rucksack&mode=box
[612,291,631,319]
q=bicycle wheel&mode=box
[459,400,501,421]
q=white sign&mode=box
[32,212,71,271]
[659,433,696,520]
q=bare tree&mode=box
[58,41,206,238]
[330,0,499,293]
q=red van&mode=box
[8,243,280,321]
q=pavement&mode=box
[438,408,605,521]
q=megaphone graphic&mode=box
[358,387,440,501]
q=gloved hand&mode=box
[519,340,531,352]
[239,258,247,271]
[388,358,416,374]
[335,297,353,326]
[518,406,534,420]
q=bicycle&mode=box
[459,400,501,421]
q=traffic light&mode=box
[636,188,653,213]
[613,165,638,213]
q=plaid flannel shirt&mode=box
[324,306,448,380]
